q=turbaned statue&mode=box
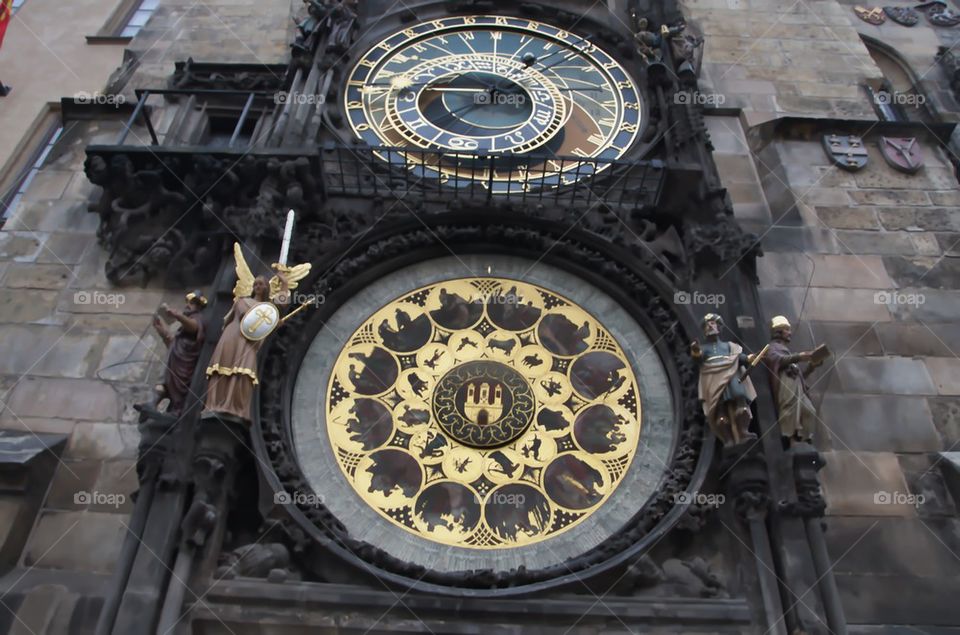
[151,290,207,415]
[763,316,830,444]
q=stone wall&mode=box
[700,0,960,617]
[686,0,960,125]
[121,0,296,93]
[0,1,294,630]
[0,116,179,631]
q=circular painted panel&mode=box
[324,277,641,549]
[292,256,675,573]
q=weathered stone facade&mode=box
[687,0,960,627]
[0,0,958,632]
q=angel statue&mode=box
[202,242,311,424]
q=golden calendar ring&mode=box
[325,276,643,549]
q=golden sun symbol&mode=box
[389,75,414,90]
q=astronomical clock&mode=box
[254,5,715,595]
[342,15,643,192]
[82,0,817,631]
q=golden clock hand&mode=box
[365,71,496,91]
[422,87,489,93]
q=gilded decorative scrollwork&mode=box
[327,278,642,548]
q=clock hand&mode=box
[366,72,498,91]
[491,34,594,91]
[422,87,489,93]
[431,100,487,125]
[523,45,590,78]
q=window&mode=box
[862,37,933,123]
[119,0,159,37]
[0,119,62,221]
[92,0,159,40]
[11,0,26,14]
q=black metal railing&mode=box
[108,89,665,211]
[320,144,665,211]
[117,88,276,147]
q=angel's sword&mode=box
[277,210,313,325]
[278,209,295,266]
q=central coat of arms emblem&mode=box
[462,380,506,424]
[434,361,535,448]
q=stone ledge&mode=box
[837,574,960,626]
[198,579,754,625]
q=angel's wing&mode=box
[269,261,312,301]
[232,242,255,299]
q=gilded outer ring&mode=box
[324,276,643,549]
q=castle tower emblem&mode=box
[463,381,505,425]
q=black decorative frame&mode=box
[253,214,713,596]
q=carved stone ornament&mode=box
[215,543,302,581]
[936,45,960,104]
[854,5,887,24]
[879,136,924,174]
[616,554,728,598]
[169,58,284,92]
[84,153,319,287]
[822,134,869,171]
[777,442,827,518]
[883,6,920,25]
[917,1,960,26]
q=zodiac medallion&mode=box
[326,277,642,548]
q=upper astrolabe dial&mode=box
[344,15,643,193]
[326,278,643,549]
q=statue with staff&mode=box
[690,313,768,447]
[203,210,312,425]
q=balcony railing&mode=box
[320,144,665,211]
[104,89,665,212]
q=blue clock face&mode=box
[344,15,644,193]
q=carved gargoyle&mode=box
[85,154,192,286]
[215,543,301,581]
[617,554,727,597]
[293,0,357,62]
